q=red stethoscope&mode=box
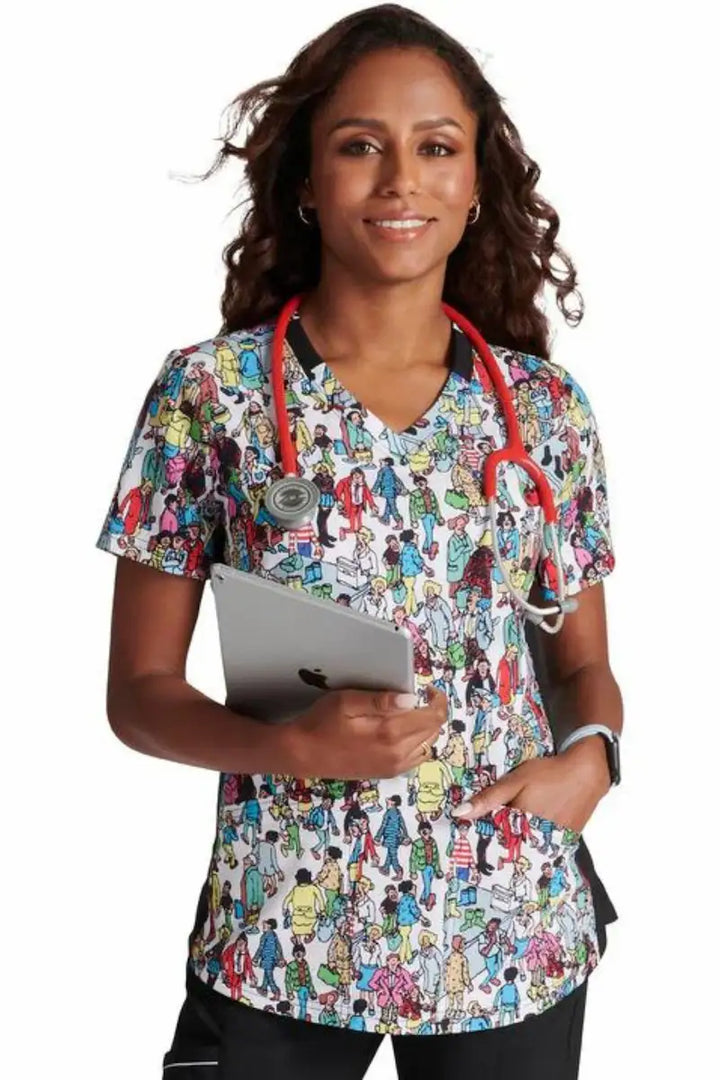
[264,292,576,633]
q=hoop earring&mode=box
[467,199,481,225]
[298,204,313,226]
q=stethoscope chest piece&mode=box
[265,475,320,530]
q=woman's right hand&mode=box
[281,685,448,779]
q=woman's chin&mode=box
[357,253,445,286]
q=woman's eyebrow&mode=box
[328,116,465,134]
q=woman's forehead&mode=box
[314,47,475,130]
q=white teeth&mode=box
[370,219,428,229]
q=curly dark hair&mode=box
[189,3,584,360]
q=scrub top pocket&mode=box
[491,802,581,854]
[523,808,582,852]
[488,804,585,913]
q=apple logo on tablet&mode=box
[298,667,329,691]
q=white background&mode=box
[4,2,718,1077]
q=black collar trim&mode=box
[285,311,474,382]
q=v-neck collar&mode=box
[286,310,474,382]
[284,311,477,446]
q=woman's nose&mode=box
[376,147,420,198]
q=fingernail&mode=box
[394,693,416,710]
[452,802,474,818]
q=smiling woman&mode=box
[298,48,479,296]
[95,4,622,1079]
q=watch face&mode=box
[603,733,621,786]
[610,736,621,785]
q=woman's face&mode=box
[306,46,479,286]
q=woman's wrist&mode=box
[558,733,612,797]
[269,716,311,776]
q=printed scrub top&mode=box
[96,309,617,1037]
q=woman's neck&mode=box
[298,268,452,370]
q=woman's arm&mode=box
[533,576,623,788]
[104,558,301,775]
[103,558,447,780]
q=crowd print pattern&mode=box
[97,312,615,1036]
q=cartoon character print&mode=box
[96,319,615,1034]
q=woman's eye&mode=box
[341,140,379,155]
[422,143,455,156]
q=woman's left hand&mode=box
[451,737,611,833]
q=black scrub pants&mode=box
[161,966,589,1080]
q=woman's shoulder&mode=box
[489,342,578,394]
[489,343,596,428]
[168,321,277,373]
[541,354,594,415]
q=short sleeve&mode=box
[95,347,225,581]
[536,372,616,599]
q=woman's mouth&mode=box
[363,217,435,241]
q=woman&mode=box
[96,4,622,1077]
[446,512,473,597]
[353,922,383,1017]
[352,524,379,586]
[359,574,389,618]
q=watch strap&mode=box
[557,724,621,786]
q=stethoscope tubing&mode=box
[269,292,574,632]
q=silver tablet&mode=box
[209,563,415,724]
